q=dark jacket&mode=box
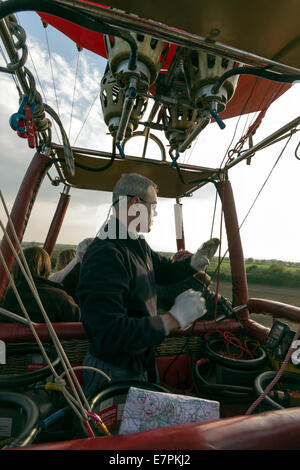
[1,276,81,323]
[62,262,80,303]
[77,230,196,377]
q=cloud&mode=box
[0,34,111,244]
[1,28,300,260]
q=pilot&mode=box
[77,172,219,398]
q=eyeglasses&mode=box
[127,195,157,210]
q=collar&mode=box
[97,216,149,264]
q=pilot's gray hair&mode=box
[112,173,157,207]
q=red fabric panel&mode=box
[9,407,300,450]
[0,322,86,342]
[38,8,176,71]
[37,8,291,121]
[39,11,108,57]
[219,77,290,121]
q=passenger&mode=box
[77,172,220,398]
[50,248,76,279]
[1,246,80,323]
[49,238,93,302]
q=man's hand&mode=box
[190,238,220,272]
[167,289,207,330]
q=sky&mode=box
[0,10,300,262]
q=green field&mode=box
[206,258,300,289]
[216,281,300,329]
[218,281,300,308]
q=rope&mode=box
[185,133,200,165]
[204,330,259,361]
[73,86,99,146]
[0,191,111,434]
[220,77,260,167]
[209,190,218,240]
[44,24,61,122]
[211,165,229,321]
[0,220,87,422]
[207,85,253,250]
[245,324,300,414]
[295,139,300,160]
[60,366,111,384]
[205,130,295,361]
[25,33,61,144]
[210,132,294,281]
[68,48,81,140]
[0,232,91,429]
[228,83,287,159]
[209,81,296,281]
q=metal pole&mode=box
[217,179,249,320]
[56,0,300,75]
[0,152,51,300]
[225,116,300,170]
[43,191,71,257]
[0,306,37,327]
[178,111,211,153]
[174,198,185,251]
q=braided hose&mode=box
[0,19,28,73]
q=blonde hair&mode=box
[55,249,76,271]
[13,246,52,283]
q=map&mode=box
[119,387,220,434]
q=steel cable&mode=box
[68,47,81,140]
[73,86,100,146]
[44,24,61,122]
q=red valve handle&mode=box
[24,105,37,148]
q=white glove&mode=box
[169,289,207,330]
[190,238,220,272]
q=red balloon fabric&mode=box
[38,3,290,122]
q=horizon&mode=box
[16,240,300,266]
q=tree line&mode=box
[21,244,300,289]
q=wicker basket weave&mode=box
[0,336,204,376]
[0,342,53,375]
[155,336,204,363]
